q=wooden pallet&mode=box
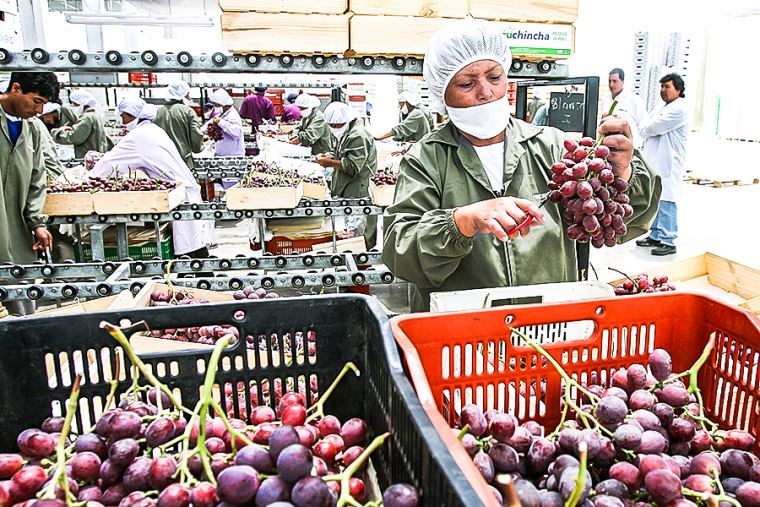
[685,176,760,188]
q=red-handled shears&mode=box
[508,192,551,237]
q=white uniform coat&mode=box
[91,121,205,255]
[639,97,689,203]
[601,90,646,148]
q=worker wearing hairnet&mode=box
[316,102,378,250]
[34,102,65,179]
[51,90,111,158]
[280,92,302,123]
[38,101,61,132]
[382,19,661,311]
[91,97,207,259]
[375,91,434,143]
[290,94,331,155]
[202,89,244,158]
[58,101,78,128]
[240,85,275,130]
[154,81,204,169]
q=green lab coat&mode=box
[35,118,64,179]
[154,101,204,169]
[52,109,110,158]
[383,118,661,311]
[392,108,432,142]
[330,120,378,250]
[0,105,48,263]
[295,109,332,155]
[419,105,435,130]
[59,103,78,128]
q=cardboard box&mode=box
[91,184,185,215]
[469,0,578,24]
[349,15,450,55]
[225,181,304,210]
[222,13,350,54]
[219,0,347,14]
[369,182,395,207]
[350,0,466,18]
[43,192,94,216]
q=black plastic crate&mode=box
[0,295,483,506]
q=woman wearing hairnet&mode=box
[383,20,661,312]
[202,88,244,158]
[51,90,111,158]
[91,97,207,259]
[375,91,434,143]
[154,81,204,169]
[290,94,332,155]
[316,102,378,250]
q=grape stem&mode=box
[305,362,360,423]
[457,424,470,441]
[564,441,588,507]
[100,321,191,416]
[510,328,613,438]
[323,432,391,507]
[591,100,618,151]
[682,487,741,507]
[607,267,638,289]
[38,375,81,503]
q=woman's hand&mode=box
[598,116,634,181]
[454,197,545,241]
[32,226,53,251]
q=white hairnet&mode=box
[70,90,99,110]
[323,101,356,124]
[295,93,321,109]
[42,102,61,115]
[117,96,157,121]
[210,88,233,106]
[398,91,422,107]
[423,19,512,113]
[166,81,191,101]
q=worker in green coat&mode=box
[316,102,378,250]
[51,90,110,158]
[383,20,661,311]
[289,93,332,155]
[375,91,433,143]
[154,81,204,169]
[0,72,58,267]
[59,102,78,128]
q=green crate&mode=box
[75,235,173,262]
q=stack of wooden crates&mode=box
[220,0,579,57]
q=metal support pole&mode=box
[258,218,267,253]
[89,224,111,261]
[74,224,85,262]
[330,216,337,252]
[115,223,129,260]
[155,222,163,259]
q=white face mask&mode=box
[74,104,85,115]
[182,97,192,106]
[446,95,511,140]
[400,104,409,115]
[214,106,224,115]
[330,125,348,139]
[124,118,139,131]
[300,108,312,117]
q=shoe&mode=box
[652,244,677,256]
[636,237,662,247]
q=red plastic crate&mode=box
[391,292,760,506]
[250,234,334,255]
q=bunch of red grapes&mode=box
[548,137,634,248]
[455,348,759,506]
[614,273,676,296]
[89,177,177,193]
[371,169,397,187]
[48,181,97,194]
[206,122,224,142]
[1,391,420,506]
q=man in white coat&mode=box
[601,68,646,148]
[91,96,208,260]
[636,73,689,256]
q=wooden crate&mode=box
[91,184,185,215]
[43,192,94,216]
[36,290,134,317]
[350,0,466,18]
[609,253,760,308]
[302,181,328,200]
[222,13,350,54]
[226,181,304,210]
[469,0,578,23]
[350,15,451,55]
[219,0,347,14]
[369,182,395,207]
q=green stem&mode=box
[305,362,360,423]
[607,267,638,289]
[564,441,588,507]
[323,432,391,507]
[38,375,81,502]
[682,487,741,507]
[210,399,254,451]
[100,321,191,416]
[592,100,619,151]
[457,425,470,441]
